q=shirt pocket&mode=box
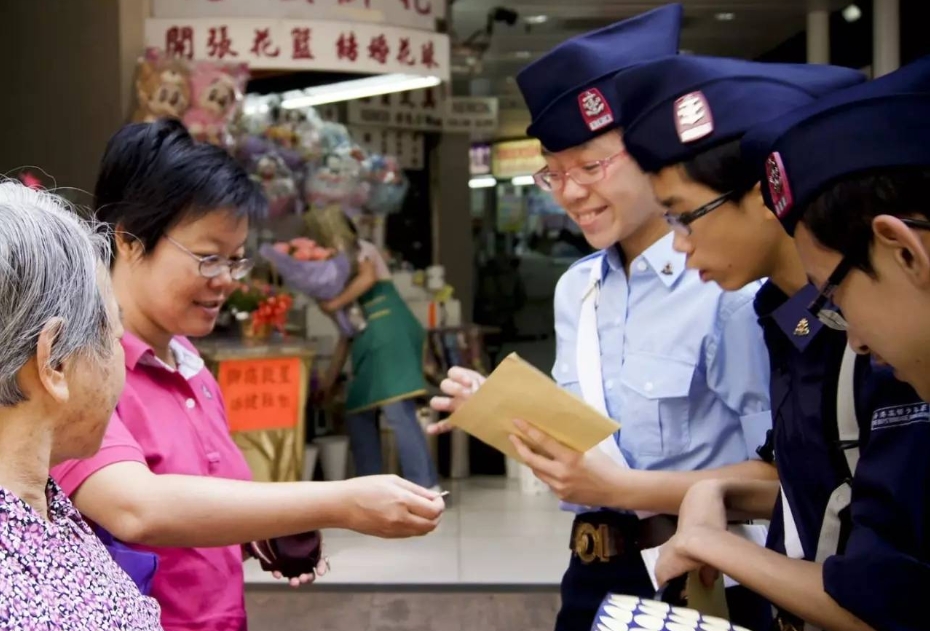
[619,354,696,457]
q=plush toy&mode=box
[132,49,191,123]
[183,61,249,146]
[250,153,299,219]
[305,145,365,209]
[365,154,409,215]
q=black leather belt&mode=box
[569,513,678,564]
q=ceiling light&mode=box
[511,175,535,186]
[525,15,548,25]
[715,12,736,21]
[469,176,497,189]
[842,4,862,22]
[281,74,442,109]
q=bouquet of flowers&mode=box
[259,234,362,337]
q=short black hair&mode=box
[678,139,755,199]
[801,167,930,274]
[94,118,266,255]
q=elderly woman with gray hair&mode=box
[0,181,163,629]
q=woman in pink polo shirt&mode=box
[50,119,445,631]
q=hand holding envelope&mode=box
[442,353,622,505]
[509,419,628,507]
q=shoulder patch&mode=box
[871,402,930,431]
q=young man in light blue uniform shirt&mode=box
[507,5,778,630]
[431,6,775,631]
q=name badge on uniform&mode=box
[871,402,930,431]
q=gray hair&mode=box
[0,181,114,407]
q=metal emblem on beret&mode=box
[578,88,615,132]
[674,91,714,143]
[766,152,795,219]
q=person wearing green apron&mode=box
[320,232,439,490]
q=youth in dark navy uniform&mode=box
[600,55,908,631]
[734,55,930,631]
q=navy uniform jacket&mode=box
[824,370,930,631]
[756,281,930,630]
[755,282,860,561]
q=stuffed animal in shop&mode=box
[250,153,299,219]
[305,147,365,209]
[132,50,191,123]
[183,61,248,146]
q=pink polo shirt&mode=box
[52,332,253,631]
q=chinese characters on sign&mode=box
[291,27,314,59]
[398,0,432,16]
[347,89,499,135]
[218,357,302,432]
[151,0,446,34]
[207,25,239,58]
[251,27,281,57]
[166,26,195,58]
[337,32,359,61]
[368,34,389,64]
[348,88,444,132]
[444,97,498,134]
[351,127,425,170]
[146,18,450,79]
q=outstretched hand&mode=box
[427,367,486,434]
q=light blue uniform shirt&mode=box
[552,233,772,513]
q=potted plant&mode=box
[226,281,293,340]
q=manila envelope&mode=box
[686,570,729,620]
[445,353,620,462]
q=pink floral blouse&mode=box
[0,480,162,630]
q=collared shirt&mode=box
[0,479,162,630]
[52,332,253,631]
[552,233,772,513]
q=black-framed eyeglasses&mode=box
[533,150,627,192]
[663,190,736,236]
[808,217,930,331]
[166,236,254,280]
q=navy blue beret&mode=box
[613,55,865,175]
[516,4,682,153]
[739,55,930,234]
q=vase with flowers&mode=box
[226,281,294,340]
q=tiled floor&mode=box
[244,476,574,587]
[245,590,562,631]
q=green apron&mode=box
[345,280,427,414]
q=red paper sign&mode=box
[218,357,302,432]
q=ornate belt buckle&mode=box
[574,523,610,564]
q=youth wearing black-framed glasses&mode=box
[663,190,740,236]
[807,217,930,331]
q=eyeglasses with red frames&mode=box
[533,150,627,192]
